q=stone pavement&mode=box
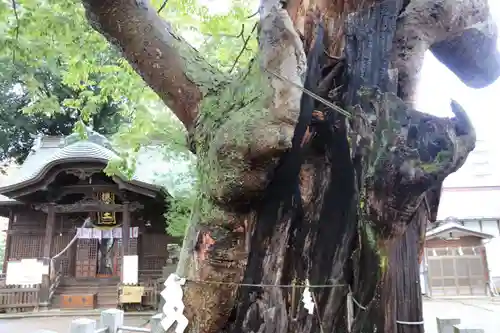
[0,299,499,333]
[423,299,500,333]
[0,314,150,333]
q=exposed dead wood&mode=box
[345,0,404,106]
[286,0,377,57]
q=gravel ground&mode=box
[1,299,499,333]
[0,314,151,333]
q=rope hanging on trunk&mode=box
[348,288,425,326]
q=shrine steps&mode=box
[51,277,120,310]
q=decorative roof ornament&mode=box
[63,124,114,151]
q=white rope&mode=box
[349,289,425,326]
[51,218,90,260]
[396,320,425,325]
[351,295,367,311]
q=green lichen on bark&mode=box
[175,36,231,96]
[359,88,470,185]
[193,59,283,209]
[361,221,387,277]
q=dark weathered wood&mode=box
[35,201,143,213]
[4,161,160,200]
[0,285,40,309]
[38,274,51,309]
[345,0,404,107]
[392,207,425,333]
[122,202,130,258]
[2,210,13,272]
[52,184,122,201]
[344,2,426,333]
[42,204,55,259]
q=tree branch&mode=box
[80,0,228,130]
[391,0,499,105]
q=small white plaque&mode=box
[122,255,139,284]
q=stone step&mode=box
[51,294,119,309]
[55,286,118,293]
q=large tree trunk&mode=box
[81,0,500,332]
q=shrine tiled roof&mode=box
[0,194,17,203]
[0,129,171,196]
[426,221,494,240]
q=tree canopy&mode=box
[0,0,260,236]
[0,0,262,175]
[0,0,258,146]
[0,58,123,164]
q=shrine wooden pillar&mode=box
[121,201,135,283]
[122,201,130,256]
[2,210,13,272]
[39,204,55,310]
[43,203,56,259]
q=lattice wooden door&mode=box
[113,238,137,278]
[9,235,43,260]
[51,233,75,276]
[140,234,169,277]
[75,239,98,278]
[427,247,487,297]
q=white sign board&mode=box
[6,259,44,286]
[122,255,138,285]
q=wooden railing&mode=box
[0,258,63,312]
[0,284,40,312]
[142,279,161,309]
[117,279,162,311]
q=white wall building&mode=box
[436,137,500,286]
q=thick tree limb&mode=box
[192,0,307,207]
[81,0,228,130]
[391,0,500,106]
[431,19,500,89]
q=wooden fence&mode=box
[0,284,40,311]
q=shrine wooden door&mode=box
[75,239,98,278]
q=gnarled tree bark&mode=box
[80,0,500,333]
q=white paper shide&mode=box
[160,273,189,333]
[301,279,315,315]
